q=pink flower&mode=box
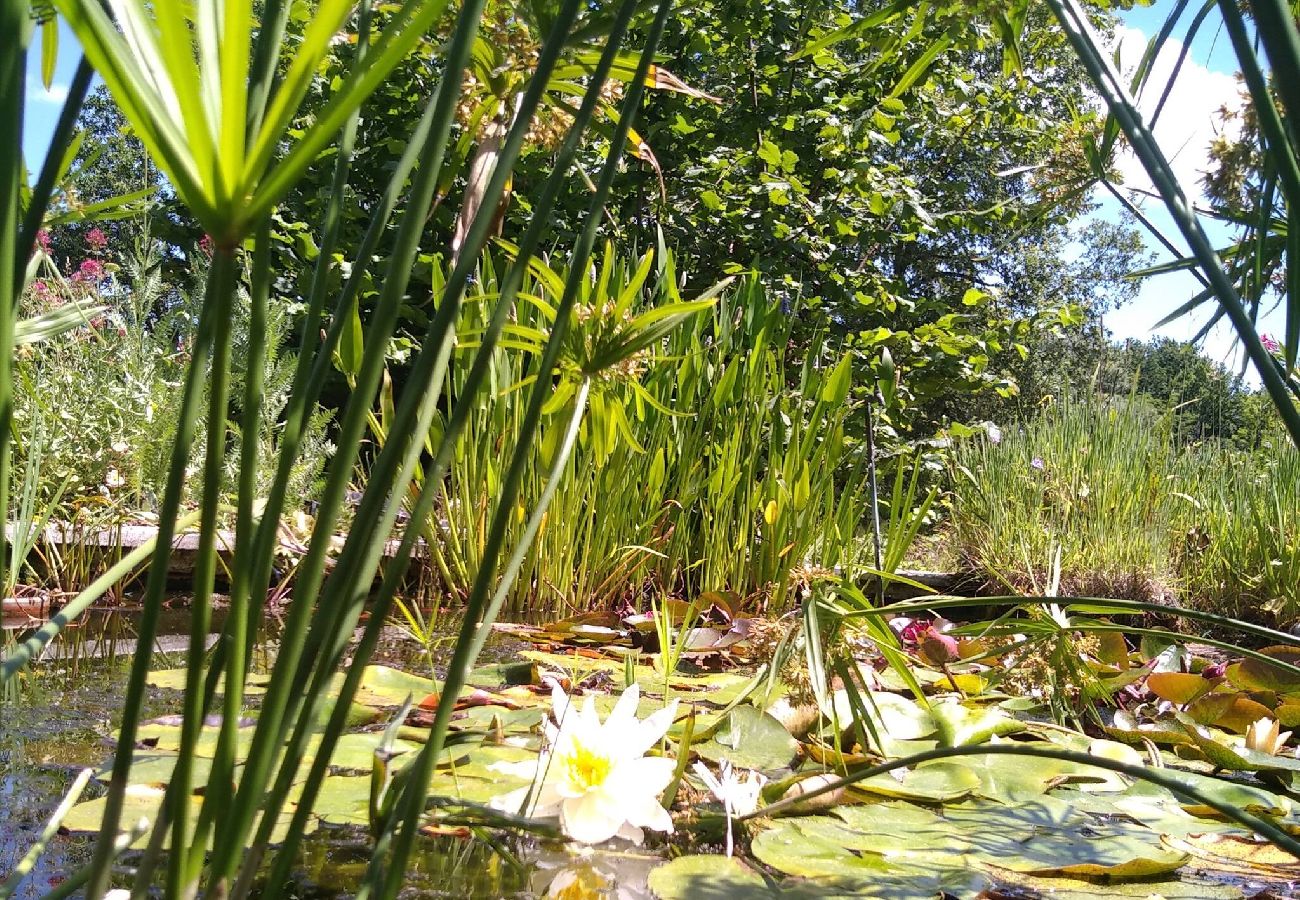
[36,229,51,253]
[31,280,49,297]
[1262,333,1281,354]
[75,259,104,283]
[85,228,108,252]
[198,234,214,257]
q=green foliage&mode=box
[1180,442,1300,624]
[951,398,1185,601]
[951,397,1300,625]
[397,250,873,613]
[12,231,332,542]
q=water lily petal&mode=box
[549,679,572,725]
[620,789,674,834]
[562,791,625,843]
[628,699,679,757]
[577,695,602,732]
[615,820,646,845]
[490,785,530,813]
[606,683,642,733]
[606,754,676,799]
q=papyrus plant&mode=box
[0,0,673,896]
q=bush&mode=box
[12,229,333,587]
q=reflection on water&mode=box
[0,606,604,899]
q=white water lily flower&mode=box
[1244,717,1292,756]
[492,682,678,845]
[693,759,766,856]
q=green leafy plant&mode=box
[1,0,669,897]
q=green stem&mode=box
[167,246,237,899]
[368,4,673,897]
[0,0,30,613]
[0,768,92,900]
[85,260,220,900]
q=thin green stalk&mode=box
[0,768,93,900]
[167,247,237,899]
[85,266,220,900]
[204,1,493,881]
[860,593,1300,650]
[254,6,642,885]
[743,743,1300,859]
[226,1,369,672]
[0,0,30,610]
[188,218,271,890]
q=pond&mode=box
[5,602,1300,900]
[0,606,655,899]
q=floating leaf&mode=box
[1148,672,1212,705]
[931,702,1023,747]
[647,855,768,899]
[1230,648,1300,693]
[696,705,799,773]
[850,761,980,803]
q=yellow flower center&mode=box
[563,742,612,792]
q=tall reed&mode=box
[403,266,872,615]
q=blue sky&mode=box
[21,7,1270,376]
[1083,4,1275,380]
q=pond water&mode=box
[0,606,653,899]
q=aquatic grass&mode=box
[950,395,1300,625]
[1178,441,1300,623]
[950,397,1185,602]
[417,272,873,616]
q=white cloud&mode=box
[26,81,70,104]
[1109,24,1242,203]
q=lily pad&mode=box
[696,705,799,773]
[648,855,769,899]
[850,761,980,803]
[1230,648,1300,693]
[815,799,1186,881]
[1148,671,1213,705]
[930,701,1023,747]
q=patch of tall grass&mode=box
[1180,441,1300,624]
[950,397,1300,625]
[394,252,873,615]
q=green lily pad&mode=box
[63,784,310,849]
[989,869,1242,899]
[773,798,1187,883]
[696,705,799,773]
[930,701,1023,747]
[648,855,768,899]
[146,668,272,695]
[850,761,980,803]
[355,665,437,706]
[828,690,934,743]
